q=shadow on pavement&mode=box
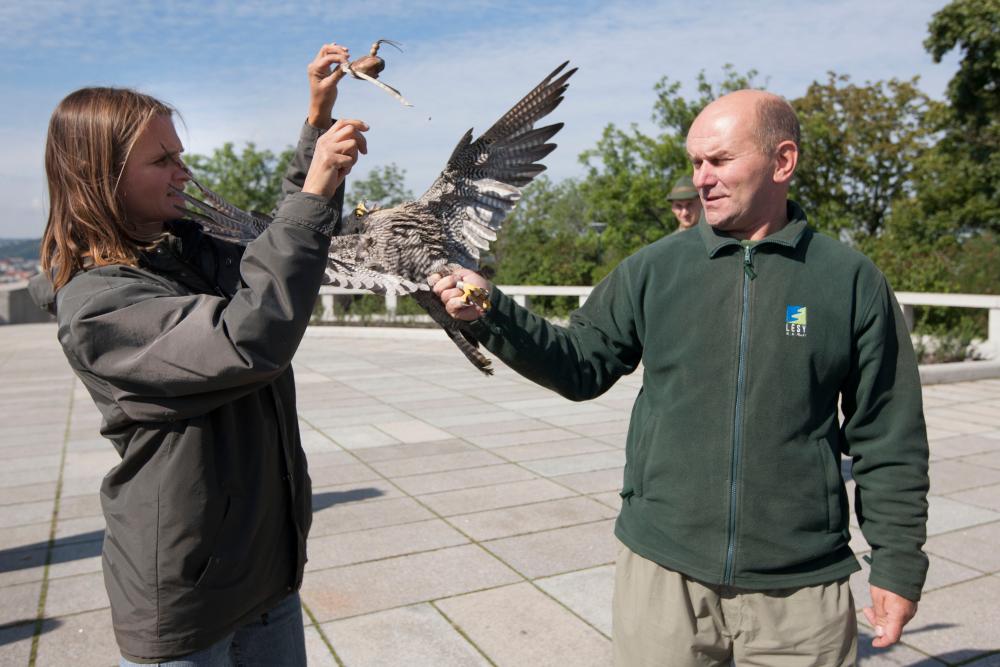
[0,618,63,647]
[0,531,104,574]
[312,488,384,511]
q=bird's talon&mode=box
[457,281,491,311]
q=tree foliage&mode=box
[185,143,293,214]
[346,163,413,209]
[578,65,762,263]
[791,74,940,239]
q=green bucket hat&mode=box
[666,175,698,201]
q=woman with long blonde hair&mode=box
[31,42,366,666]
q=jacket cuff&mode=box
[274,192,340,237]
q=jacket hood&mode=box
[28,272,57,315]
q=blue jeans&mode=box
[119,592,306,667]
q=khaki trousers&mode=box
[613,547,857,667]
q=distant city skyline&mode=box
[0,0,958,238]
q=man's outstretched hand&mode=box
[429,269,491,321]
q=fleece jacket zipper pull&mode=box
[742,242,757,281]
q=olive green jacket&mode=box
[469,202,930,601]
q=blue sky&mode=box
[0,0,958,237]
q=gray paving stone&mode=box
[305,519,468,571]
[896,575,1000,661]
[393,464,536,496]
[309,496,435,538]
[536,564,615,637]
[0,465,61,488]
[374,420,454,444]
[0,481,57,506]
[441,416,549,436]
[57,492,102,520]
[464,427,579,450]
[435,582,612,667]
[589,491,622,510]
[550,467,623,494]
[319,424,401,449]
[57,475,105,499]
[0,521,50,551]
[962,450,1000,471]
[451,496,617,542]
[33,607,119,667]
[0,546,47,587]
[483,520,619,579]
[43,570,109,617]
[370,450,506,478]
[322,603,489,667]
[855,623,945,665]
[54,515,106,544]
[300,544,520,622]
[0,498,53,528]
[304,624,339,666]
[489,437,612,463]
[925,521,1000,573]
[520,450,626,477]
[1,578,42,627]
[418,478,577,517]
[926,496,1000,536]
[929,459,1000,495]
[0,620,34,667]
[308,462,383,488]
[929,434,1000,460]
[351,439,475,463]
[303,450,356,468]
[948,483,1000,513]
[62,449,120,480]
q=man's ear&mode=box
[773,140,798,185]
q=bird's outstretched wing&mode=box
[417,61,577,267]
[171,177,271,245]
[321,61,577,295]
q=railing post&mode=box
[386,292,398,318]
[901,304,915,332]
[579,295,588,307]
[321,293,335,321]
[513,295,527,308]
[990,308,1000,360]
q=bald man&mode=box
[431,90,928,666]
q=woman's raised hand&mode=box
[302,118,368,198]
[308,41,350,130]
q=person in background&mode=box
[667,174,702,231]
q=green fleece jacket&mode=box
[469,201,929,601]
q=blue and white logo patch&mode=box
[785,305,807,337]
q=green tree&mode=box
[578,65,762,262]
[184,143,294,214]
[790,74,941,240]
[920,0,1000,235]
[346,163,413,209]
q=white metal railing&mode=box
[316,286,1000,359]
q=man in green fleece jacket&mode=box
[431,90,929,665]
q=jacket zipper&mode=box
[725,243,756,584]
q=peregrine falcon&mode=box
[177,62,577,375]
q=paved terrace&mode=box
[1,323,999,667]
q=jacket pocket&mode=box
[816,438,845,532]
[194,495,244,590]
[622,414,657,499]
